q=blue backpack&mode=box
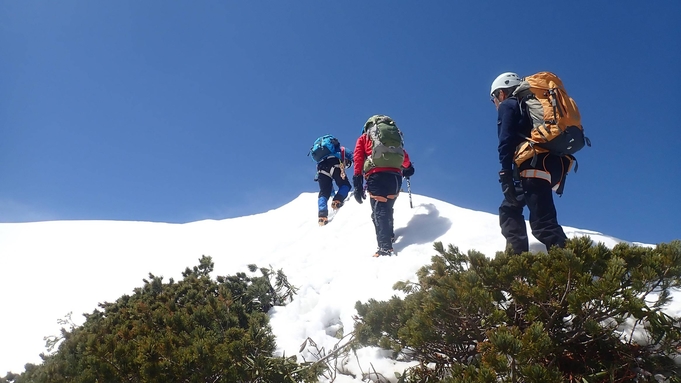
[309,135,341,163]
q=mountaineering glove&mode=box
[353,175,365,204]
[499,170,521,207]
[402,163,415,178]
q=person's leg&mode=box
[331,169,351,209]
[388,177,402,242]
[369,197,381,242]
[317,174,333,218]
[523,178,567,250]
[388,206,395,243]
[367,173,401,252]
[499,197,529,254]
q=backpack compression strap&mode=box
[318,163,344,179]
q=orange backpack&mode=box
[514,72,591,168]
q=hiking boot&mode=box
[318,217,328,226]
[372,248,393,257]
[331,200,344,211]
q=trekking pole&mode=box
[406,177,413,208]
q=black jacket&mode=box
[497,97,532,172]
[497,97,570,190]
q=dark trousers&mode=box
[499,177,567,254]
[317,164,351,217]
[366,172,402,251]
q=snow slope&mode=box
[0,192,676,381]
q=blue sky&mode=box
[1,1,679,245]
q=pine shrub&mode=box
[354,237,681,382]
[2,256,323,383]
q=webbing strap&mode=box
[520,169,563,193]
[318,167,334,179]
[520,169,551,183]
[369,194,398,202]
[318,163,343,179]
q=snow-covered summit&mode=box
[0,192,655,380]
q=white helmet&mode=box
[490,72,521,96]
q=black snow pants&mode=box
[366,172,402,251]
[317,158,351,217]
[499,154,570,254]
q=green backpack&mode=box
[362,115,405,173]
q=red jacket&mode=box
[353,134,411,177]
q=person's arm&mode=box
[353,135,367,176]
[497,100,520,171]
[341,147,353,168]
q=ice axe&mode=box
[405,177,413,208]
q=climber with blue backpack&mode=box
[308,135,353,226]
